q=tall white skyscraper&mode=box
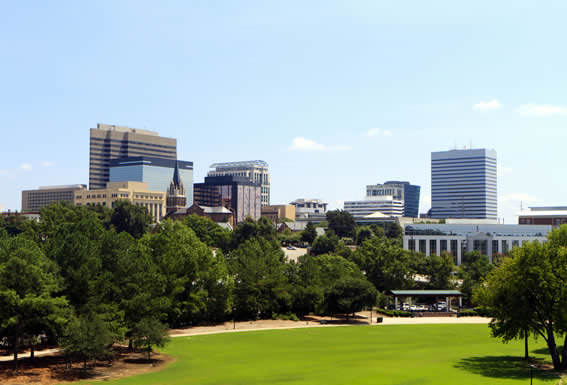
[430,148,497,220]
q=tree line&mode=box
[0,204,496,372]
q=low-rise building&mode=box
[261,204,296,223]
[166,204,234,229]
[518,206,567,228]
[22,184,87,212]
[290,199,328,222]
[403,223,551,265]
[74,181,166,222]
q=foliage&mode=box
[132,318,170,361]
[227,237,291,319]
[355,226,373,245]
[376,309,415,317]
[326,210,356,238]
[350,237,415,291]
[325,277,377,317]
[310,232,339,256]
[183,214,231,251]
[60,313,116,366]
[424,252,456,289]
[459,251,493,306]
[474,232,567,370]
[0,235,69,371]
[301,221,317,244]
[110,200,153,239]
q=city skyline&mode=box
[2,1,567,224]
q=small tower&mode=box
[166,161,187,214]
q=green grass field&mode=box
[75,324,561,385]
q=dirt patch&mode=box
[0,347,174,385]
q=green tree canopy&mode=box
[326,210,356,238]
[301,221,317,244]
[110,200,152,239]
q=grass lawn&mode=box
[72,324,561,385]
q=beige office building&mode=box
[207,160,270,206]
[74,181,166,222]
[261,204,296,222]
[90,123,177,190]
[22,184,87,212]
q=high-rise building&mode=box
[89,123,177,190]
[166,163,187,215]
[366,181,420,218]
[193,176,261,224]
[344,196,404,219]
[430,148,497,220]
[22,184,87,212]
[73,181,166,222]
[109,156,193,205]
[207,161,269,206]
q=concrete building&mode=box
[193,176,261,224]
[518,206,567,228]
[403,223,550,265]
[261,205,296,223]
[90,123,177,190]
[366,181,420,218]
[74,181,166,222]
[430,148,497,220]
[290,199,328,222]
[344,196,404,219]
[22,184,87,212]
[109,157,193,205]
[207,161,270,206]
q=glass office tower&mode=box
[430,148,497,220]
[109,156,193,206]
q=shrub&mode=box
[376,309,414,318]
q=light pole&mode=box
[529,364,535,385]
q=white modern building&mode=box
[344,196,404,219]
[403,223,551,265]
[290,198,328,222]
[430,148,497,220]
[208,160,270,206]
[366,181,420,218]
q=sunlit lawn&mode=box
[71,324,561,385]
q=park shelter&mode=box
[386,290,463,311]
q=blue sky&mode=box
[1,0,567,223]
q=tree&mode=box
[132,318,170,361]
[110,200,152,239]
[325,278,377,318]
[350,237,415,292]
[355,226,373,246]
[459,251,493,306]
[301,221,317,244]
[183,214,231,250]
[474,237,567,370]
[227,237,291,319]
[385,223,403,240]
[0,235,69,373]
[60,313,115,368]
[326,210,356,238]
[140,220,233,326]
[425,252,455,289]
[310,232,339,256]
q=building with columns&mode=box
[403,223,551,265]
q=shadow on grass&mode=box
[531,346,563,356]
[454,356,559,381]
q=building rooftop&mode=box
[519,209,567,217]
[210,160,269,168]
[37,185,87,190]
[94,123,160,137]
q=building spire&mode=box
[172,160,182,188]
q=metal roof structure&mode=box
[210,160,268,168]
[387,290,463,297]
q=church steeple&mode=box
[166,161,187,214]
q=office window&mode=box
[492,240,499,256]
[419,240,426,254]
[450,240,458,255]
[408,239,416,252]
[430,240,437,255]
[440,240,447,253]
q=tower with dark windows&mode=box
[166,162,187,214]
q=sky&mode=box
[1,0,567,223]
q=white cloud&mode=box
[289,137,351,152]
[518,104,567,116]
[40,161,56,167]
[20,163,32,170]
[366,128,393,137]
[472,99,502,111]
